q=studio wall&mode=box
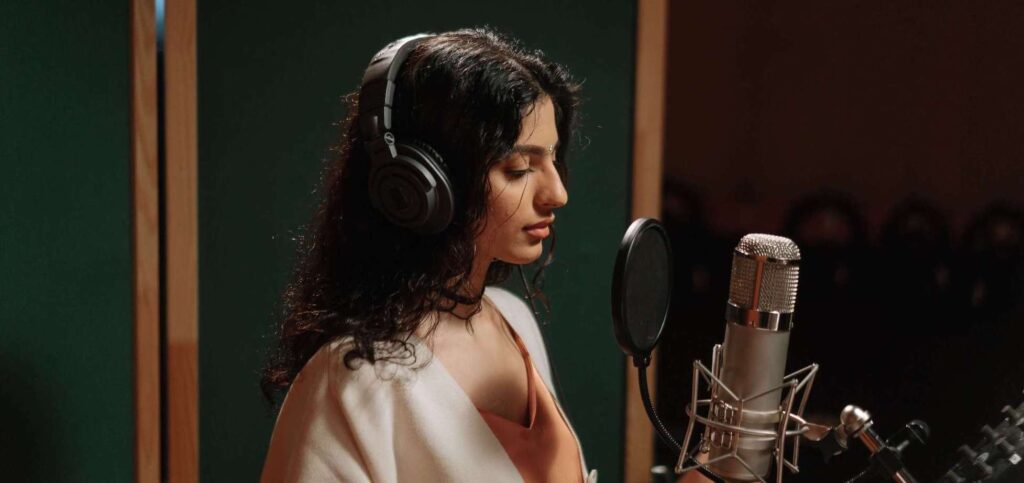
[663,1,1024,236]
[0,1,135,481]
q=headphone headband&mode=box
[358,34,434,161]
[357,34,454,235]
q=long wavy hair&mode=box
[261,28,581,401]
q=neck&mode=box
[450,255,493,319]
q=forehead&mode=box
[516,97,558,147]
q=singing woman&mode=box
[260,28,595,483]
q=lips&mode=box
[523,218,554,239]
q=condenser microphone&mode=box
[708,234,801,481]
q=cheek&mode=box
[487,174,522,217]
[491,183,530,226]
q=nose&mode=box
[536,164,568,209]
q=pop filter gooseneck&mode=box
[611,218,721,482]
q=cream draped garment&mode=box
[260,286,598,483]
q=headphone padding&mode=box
[368,140,454,234]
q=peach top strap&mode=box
[477,330,584,483]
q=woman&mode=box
[260,28,595,483]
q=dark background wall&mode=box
[197,1,636,480]
[656,2,1024,481]
[663,1,1024,236]
[0,1,135,481]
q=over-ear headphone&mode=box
[358,34,455,234]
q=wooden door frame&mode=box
[131,0,160,480]
[624,0,669,481]
[164,0,199,480]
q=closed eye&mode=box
[506,168,535,179]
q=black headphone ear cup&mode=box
[368,140,454,234]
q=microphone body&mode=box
[708,234,801,481]
[712,324,791,479]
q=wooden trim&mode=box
[131,0,160,480]
[165,0,199,480]
[625,0,669,481]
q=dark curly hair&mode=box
[261,28,581,402]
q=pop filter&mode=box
[611,217,673,363]
[610,218,724,483]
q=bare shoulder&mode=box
[288,337,429,399]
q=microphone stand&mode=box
[792,405,927,483]
[835,405,928,483]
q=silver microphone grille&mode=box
[728,234,801,313]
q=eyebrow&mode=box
[510,143,559,157]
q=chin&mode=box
[499,245,545,265]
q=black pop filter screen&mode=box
[612,218,673,358]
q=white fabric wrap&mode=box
[261,286,597,483]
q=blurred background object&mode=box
[653,2,1024,481]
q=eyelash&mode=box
[505,154,559,179]
[507,168,534,179]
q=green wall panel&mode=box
[0,1,134,481]
[198,2,635,480]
